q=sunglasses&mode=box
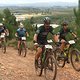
[63,24,68,26]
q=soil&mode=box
[0,47,80,80]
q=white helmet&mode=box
[19,23,24,28]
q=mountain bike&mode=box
[18,37,27,57]
[35,40,57,80]
[54,39,80,71]
[0,33,6,53]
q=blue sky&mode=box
[0,0,78,4]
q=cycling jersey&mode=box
[36,25,54,45]
[17,28,26,37]
[58,28,73,40]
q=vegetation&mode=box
[74,0,80,27]
[73,0,80,50]
[0,4,79,49]
[1,8,17,39]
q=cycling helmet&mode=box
[62,21,68,26]
[44,17,51,24]
[19,22,24,28]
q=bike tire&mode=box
[70,49,80,72]
[55,48,65,68]
[2,41,6,53]
[35,57,43,76]
[44,55,57,80]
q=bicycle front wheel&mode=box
[2,41,6,53]
[35,57,43,76]
[70,49,80,72]
[55,48,65,68]
[44,55,57,80]
[22,47,27,57]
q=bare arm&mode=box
[72,32,77,38]
[26,32,29,37]
[53,34,60,42]
[15,32,18,37]
[6,29,9,36]
[33,34,38,42]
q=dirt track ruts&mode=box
[0,47,80,80]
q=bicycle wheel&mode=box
[70,49,80,71]
[44,55,57,80]
[35,57,43,76]
[55,48,65,68]
[2,41,6,53]
[22,48,27,57]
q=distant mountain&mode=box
[0,1,78,7]
[23,2,78,7]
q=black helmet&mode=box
[62,21,68,26]
[44,17,51,24]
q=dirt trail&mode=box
[0,47,80,80]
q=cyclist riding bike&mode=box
[0,23,9,41]
[0,23,9,51]
[56,21,77,62]
[15,22,29,51]
[33,17,57,66]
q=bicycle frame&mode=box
[0,33,6,53]
[41,41,53,64]
[18,37,27,57]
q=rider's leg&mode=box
[18,40,21,50]
[66,44,70,63]
[23,41,26,49]
[60,42,65,51]
[35,47,43,65]
[59,39,66,57]
[35,47,42,60]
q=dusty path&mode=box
[0,47,80,80]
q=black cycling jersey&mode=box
[58,28,73,40]
[36,25,54,45]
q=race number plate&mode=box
[68,40,75,44]
[21,37,26,40]
[45,44,53,49]
[47,40,53,43]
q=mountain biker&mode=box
[0,23,9,39]
[56,21,77,62]
[0,23,9,48]
[15,22,29,51]
[33,17,57,65]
